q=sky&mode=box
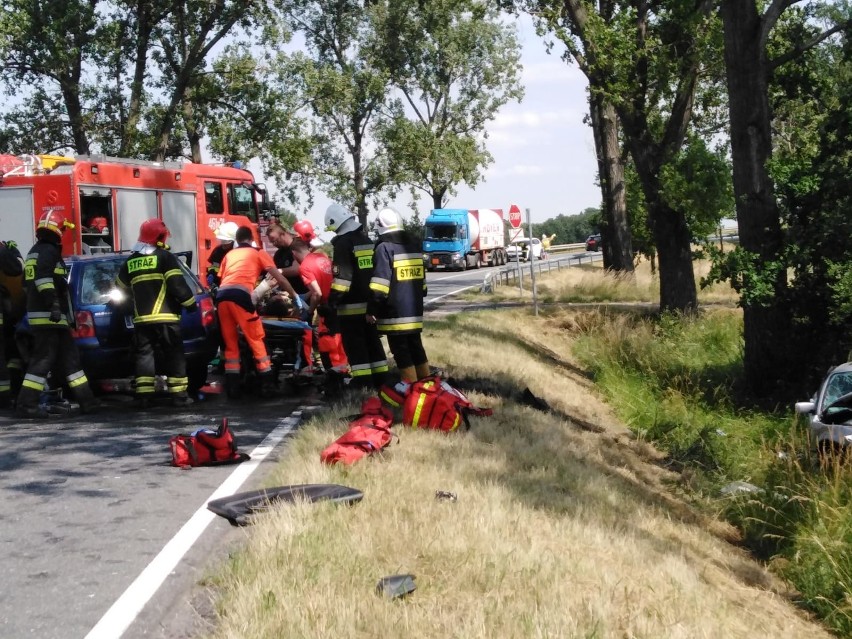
[279,14,600,232]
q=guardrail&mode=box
[483,251,604,291]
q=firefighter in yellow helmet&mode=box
[16,211,100,418]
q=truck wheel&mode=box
[473,254,481,269]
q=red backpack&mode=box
[402,376,492,432]
[170,418,249,468]
[320,397,396,465]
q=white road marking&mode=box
[426,285,476,305]
[84,412,302,639]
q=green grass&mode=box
[573,307,852,635]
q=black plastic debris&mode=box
[376,574,416,599]
[435,490,457,502]
[207,484,364,526]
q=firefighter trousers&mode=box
[133,323,188,397]
[218,301,272,377]
[385,332,427,370]
[16,327,96,409]
[339,314,387,388]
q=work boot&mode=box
[46,400,81,416]
[16,404,49,419]
[414,362,431,380]
[171,394,194,408]
[225,374,242,400]
[258,373,276,399]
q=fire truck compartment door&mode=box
[161,191,196,258]
[0,187,36,254]
[116,188,157,250]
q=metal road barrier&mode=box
[482,251,604,291]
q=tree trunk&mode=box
[650,201,697,312]
[721,0,793,391]
[183,91,202,163]
[121,0,154,155]
[60,77,89,155]
[589,90,633,272]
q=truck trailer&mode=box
[0,153,273,275]
[422,208,508,271]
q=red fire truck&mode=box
[0,153,274,274]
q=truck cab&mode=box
[423,208,470,271]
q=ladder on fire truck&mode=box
[0,153,75,176]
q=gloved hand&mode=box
[49,302,62,323]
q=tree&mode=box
[508,0,633,273]
[717,0,850,391]
[273,0,396,226]
[0,0,102,154]
[372,0,524,210]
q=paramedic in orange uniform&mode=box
[291,239,348,371]
[216,226,298,399]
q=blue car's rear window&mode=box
[79,256,202,305]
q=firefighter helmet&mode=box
[215,221,239,242]
[292,219,317,243]
[36,210,74,238]
[324,203,355,233]
[138,218,170,245]
[375,207,402,235]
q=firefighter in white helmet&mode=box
[368,207,429,382]
[206,221,239,292]
[324,203,388,388]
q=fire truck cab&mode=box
[0,153,273,274]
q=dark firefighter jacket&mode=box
[24,237,72,329]
[206,244,231,287]
[367,231,427,334]
[0,241,24,325]
[329,227,375,317]
[116,248,196,324]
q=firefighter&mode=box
[216,225,299,399]
[206,221,239,293]
[0,239,24,406]
[324,203,388,388]
[116,219,198,408]
[16,211,100,418]
[367,207,430,383]
[291,238,348,372]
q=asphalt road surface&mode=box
[0,253,597,639]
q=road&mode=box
[0,251,598,639]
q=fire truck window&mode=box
[205,182,224,214]
[228,183,257,222]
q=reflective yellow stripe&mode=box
[331,282,350,292]
[372,363,389,373]
[378,322,422,331]
[133,313,180,323]
[370,282,390,294]
[22,379,44,391]
[379,390,401,407]
[411,393,428,428]
[68,374,89,388]
[393,258,422,267]
[338,307,366,316]
[450,413,461,432]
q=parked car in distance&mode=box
[18,252,219,397]
[506,237,544,261]
[795,362,852,453]
[585,234,602,252]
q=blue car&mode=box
[18,252,219,396]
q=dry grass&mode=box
[479,250,738,307]
[204,307,829,639]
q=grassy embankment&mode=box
[200,256,843,638]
